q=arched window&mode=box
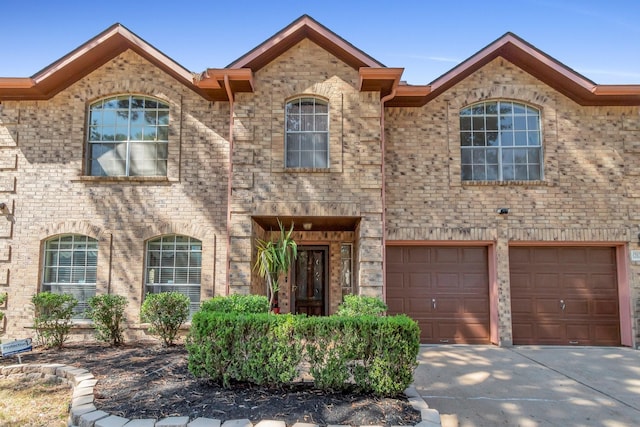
[285,97,329,168]
[145,235,202,316]
[42,234,98,318]
[460,101,542,181]
[87,95,169,176]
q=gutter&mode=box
[224,74,234,296]
[379,86,397,304]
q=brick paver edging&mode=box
[0,363,441,427]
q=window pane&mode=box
[503,164,515,180]
[472,148,485,164]
[461,132,472,146]
[514,132,528,146]
[461,165,472,180]
[287,149,300,167]
[513,148,527,164]
[472,117,485,131]
[502,149,515,164]
[501,131,514,146]
[472,132,485,146]
[315,101,328,114]
[528,165,541,180]
[500,115,513,130]
[460,116,471,131]
[286,113,300,131]
[300,151,314,167]
[472,165,486,180]
[486,132,499,146]
[515,164,528,180]
[461,149,472,164]
[513,103,526,114]
[315,114,328,131]
[528,148,541,164]
[314,134,328,151]
[300,134,313,151]
[486,148,498,164]
[514,116,527,130]
[485,102,498,115]
[472,104,485,115]
[486,116,498,131]
[527,131,540,146]
[486,164,499,180]
[314,151,328,168]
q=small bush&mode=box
[87,294,128,346]
[336,295,388,316]
[187,311,301,387]
[140,292,190,346]
[32,292,78,349]
[200,294,269,314]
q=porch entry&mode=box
[292,245,329,315]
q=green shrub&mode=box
[200,294,269,314]
[31,292,78,349]
[187,311,302,387]
[140,292,190,346]
[187,311,419,395]
[87,294,128,346]
[336,295,388,316]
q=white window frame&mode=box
[460,100,543,182]
[42,234,98,319]
[87,95,169,177]
[144,235,202,316]
[285,97,329,168]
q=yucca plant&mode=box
[254,220,297,311]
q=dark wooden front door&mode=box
[292,246,328,315]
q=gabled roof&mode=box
[0,24,217,101]
[1,21,638,106]
[387,32,640,107]
[228,15,384,71]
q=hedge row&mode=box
[186,311,419,396]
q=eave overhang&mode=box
[195,68,254,101]
[228,15,384,72]
[359,68,404,98]
[385,32,640,107]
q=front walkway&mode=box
[413,345,640,427]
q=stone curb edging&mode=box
[0,364,441,427]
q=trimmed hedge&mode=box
[186,310,419,396]
[200,294,269,314]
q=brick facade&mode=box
[0,18,638,346]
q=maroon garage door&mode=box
[386,246,490,344]
[510,246,620,346]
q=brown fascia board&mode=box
[227,15,385,72]
[385,32,640,107]
[0,24,211,101]
[195,68,254,101]
[359,68,405,98]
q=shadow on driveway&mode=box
[413,345,640,427]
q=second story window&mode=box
[460,101,542,182]
[87,95,169,177]
[285,97,329,168]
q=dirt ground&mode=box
[1,342,421,426]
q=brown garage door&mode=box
[510,246,620,346]
[386,246,490,344]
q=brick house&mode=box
[1,15,639,347]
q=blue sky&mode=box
[1,0,639,85]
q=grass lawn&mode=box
[0,375,70,426]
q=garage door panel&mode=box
[592,299,619,316]
[464,298,490,315]
[387,245,489,344]
[510,246,620,346]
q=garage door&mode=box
[386,246,490,344]
[510,246,620,346]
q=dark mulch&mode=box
[2,342,421,426]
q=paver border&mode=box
[0,363,440,427]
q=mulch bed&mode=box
[1,341,421,426]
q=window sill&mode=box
[73,176,175,184]
[283,167,331,173]
[462,180,549,187]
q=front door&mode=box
[292,246,328,315]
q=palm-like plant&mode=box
[254,220,298,310]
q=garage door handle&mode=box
[560,300,566,311]
[432,298,437,309]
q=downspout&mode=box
[380,87,396,304]
[224,74,234,296]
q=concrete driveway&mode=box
[412,345,640,427]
